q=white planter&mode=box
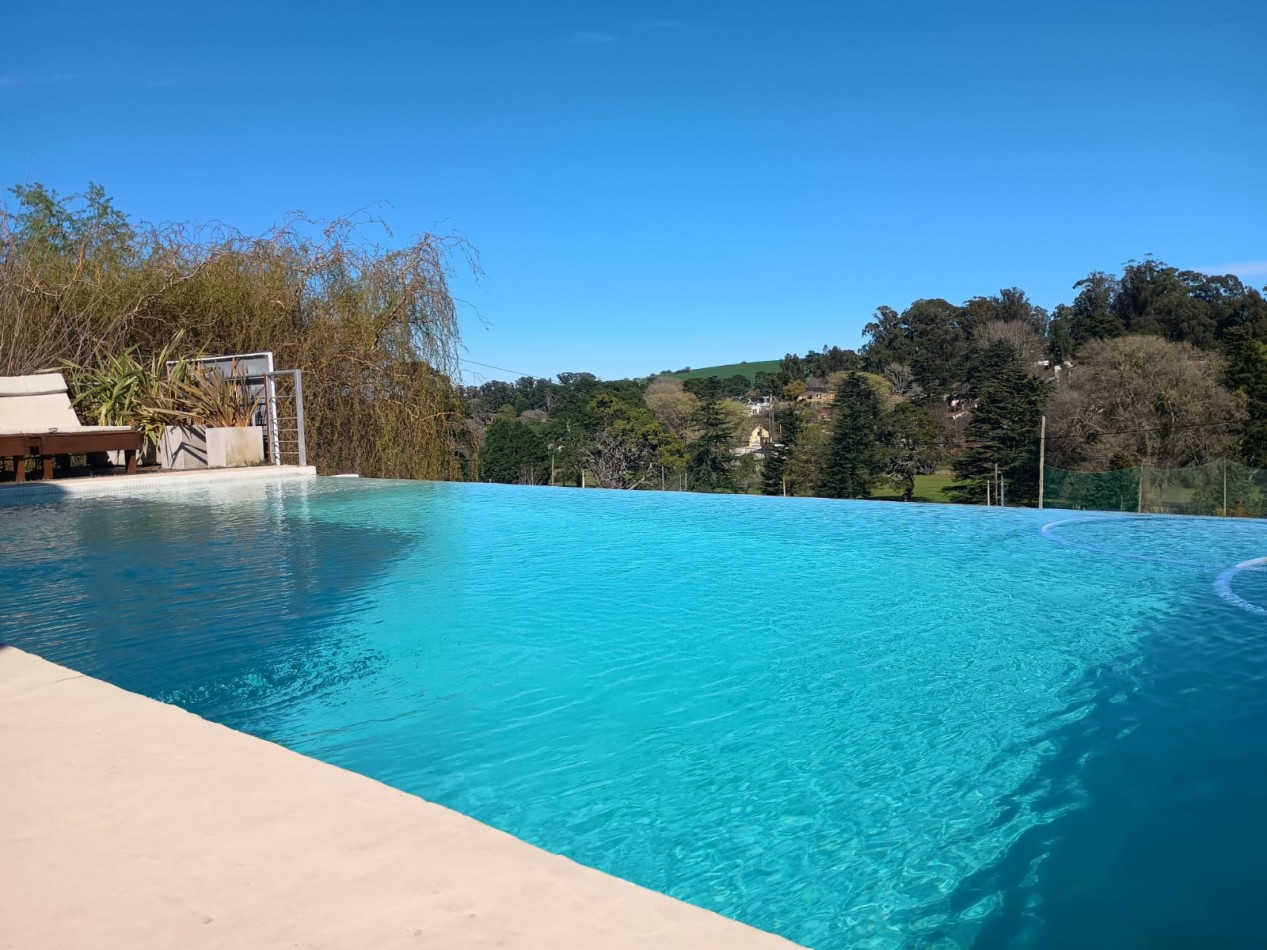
[160,425,207,470]
[207,425,264,468]
[160,425,264,470]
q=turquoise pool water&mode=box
[2,479,1265,948]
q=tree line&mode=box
[471,268,1267,506]
[5,183,1265,505]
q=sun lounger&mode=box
[0,374,142,482]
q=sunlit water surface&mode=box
[2,479,1264,948]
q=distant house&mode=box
[797,387,833,406]
[745,395,774,416]
[731,425,773,457]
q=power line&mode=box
[458,358,545,380]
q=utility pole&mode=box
[994,463,1000,507]
[1038,415,1046,509]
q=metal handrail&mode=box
[259,369,307,467]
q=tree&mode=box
[480,412,548,484]
[803,345,861,377]
[783,423,827,496]
[878,403,946,501]
[1046,335,1245,471]
[682,374,747,399]
[1114,259,1215,346]
[972,319,1045,369]
[723,373,752,397]
[753,370,782,394]
[951,358,1048,503]
[861,305,913,371]
[778,352,806,385]
[863,299,971,401]
[760,404,803,495]
[964,288,1047,339]
[462,379,517,423]
[1222,331,1267,466]
[512,375,555,414]
[882,362,920,400]
[905,298,970,401]
[1048,272,1122,358]
[820,372,882,498]
[824,370,891,408]
[2,182,174,374]
[582,392,679,489]
[644,375,700,443]
[963,339,1032,399]
[1186,272,1267,341]
[686,378,735,491]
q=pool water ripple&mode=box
[2,480,1265,948]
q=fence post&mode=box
[292,370,307,468]
[1223,458,1228,515]
[1137,464,1145,514]
[265,381,277,465]
[1038,415,1046,510]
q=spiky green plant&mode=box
[172,363,261,428]
[65,339,192,447]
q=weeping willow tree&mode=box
[0,182,477,478]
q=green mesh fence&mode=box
[1043,461,1267,518]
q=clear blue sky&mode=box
[4,0,1264,383]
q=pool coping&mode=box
[0,646,803,950]
[0,464,317,505]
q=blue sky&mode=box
[4,0,1264,383]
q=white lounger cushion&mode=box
[0,374,76,397]
[0,373,134,435]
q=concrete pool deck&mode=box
[0,647,802,949]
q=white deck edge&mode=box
[0,465,318,506]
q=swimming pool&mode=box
[2,479,1264,948]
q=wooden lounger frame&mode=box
[2,431,141,483]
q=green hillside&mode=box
[666,359,781,385]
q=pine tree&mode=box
[1222,330,1267,467]
[761,405,802,495]
[687,380,735,492]
[951,359,1048,503]
[819,373,881,498]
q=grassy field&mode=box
[870,474,959,504]
[667,360,781,384]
